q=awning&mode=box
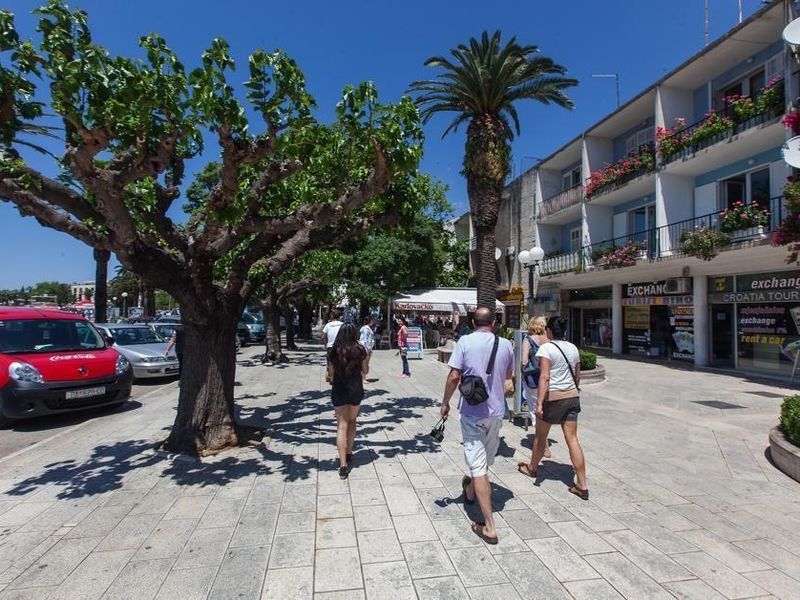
[392,288,505,315]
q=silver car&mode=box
[95,324,179,380]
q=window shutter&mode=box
[765,54,785,82]
[626,134,635,155]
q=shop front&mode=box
[499,287,524,329]
[566,287,613,350]
[621,279,694,362]
[709,270,800,375]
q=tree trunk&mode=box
[93,249,110,323]
[284,304,297,350]
[465,115,508,310]
[299,300,313,339]
[143,286,156,319]
[262,289,283,362]
[164,311,239,455]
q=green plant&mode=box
[725,95,757,123]
[498,325,515,341]
[679,227,730,261]
[601,240,644,268]
[720,201,770,232]
[685,111,734,148]
[780,394,800,446]
[590,246,614,262]
[757,76,784,114]
[579,349,597,371]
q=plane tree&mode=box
[0,3,424,454]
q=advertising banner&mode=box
[670,305,694,361]
[406,327,424,359]
[623,306,649,355]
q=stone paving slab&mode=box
[0,346,798,598]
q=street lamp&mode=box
[518,246,545,315]
[121,292,128,319]
[592,73,620,108]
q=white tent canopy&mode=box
[392,288,505,316]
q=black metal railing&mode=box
[540,196,784,275]
[540,184,584,218]
[659,82,785,165]
[585,144,656,200]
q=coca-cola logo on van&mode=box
[49,353,97,361]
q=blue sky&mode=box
[0,0,771,288]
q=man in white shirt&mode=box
[321,308,344,351]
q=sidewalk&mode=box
[0,345,799,599]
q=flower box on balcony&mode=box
[585,146,655,200]
[720,201,769,236]
[730,226,766,241]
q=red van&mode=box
[0,307,133,426]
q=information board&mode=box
[406,327,424,359]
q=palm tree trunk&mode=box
[465,115,508,310]
[93,249,110,323]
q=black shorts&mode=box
[542,397,580,424]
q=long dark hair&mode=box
[331,323,363,375]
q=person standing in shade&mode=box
[359,316,375,382]
[396,316,411,378]
[326,324,368,479]
[321,308,344,357]
[517,316,588,500]
[164,325,185,371]
[520,316,551,458]
[440,307,514,544]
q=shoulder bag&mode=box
[458,335,499,406]
[550,341,580,393]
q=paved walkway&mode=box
[0,344,799,599]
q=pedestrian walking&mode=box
[396,316,411,378]
[521,316,551,458]
[517,316,588,500]
[326,324,368,479]
[321,308,344,356]
[359,316,375,382]
[440,307,514,544]
[164,324,184,370]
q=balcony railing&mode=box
[469,236,476,250]
[658,81,785,165]
[541,196,784,274]
[585,144,655,200]
[539,185,584,218]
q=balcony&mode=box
[541,196,784,275]
[539,185,583,221]
[658,80,785,168]
[585,144,655,202]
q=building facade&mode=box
[71,281,95,302]
[504,0,800,378]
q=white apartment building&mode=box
[505,0,800,379]
[71,281,95,302]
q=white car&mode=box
[95,324,179,380]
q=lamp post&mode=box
[518,246,545,316]
[121,292,128,319]
[591,73,620,108]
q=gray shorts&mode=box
[460,416,502,477]
[542,397,581,424]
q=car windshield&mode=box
[109,327,165,345]
[0,319,106,353]
[242,313,262,324]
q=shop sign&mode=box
[624,306,649,329]
[624,281,668,298]
[737,304,800,367]
[671,306,694,361]
[501,286,525,301]
[623,306,649,355]
[737,271,800,292]
[710,276,733,293]
[395,302,435,311]
[710,290,800,303]
[621,295,693,306]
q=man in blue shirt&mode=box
[441,307,514,545]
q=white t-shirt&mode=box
[535,340,580,391]
[322,320,344,348]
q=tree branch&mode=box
[0,178,112,250]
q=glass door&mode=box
[630,205,656,255]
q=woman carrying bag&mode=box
[517,316,588,500]
[520,316,551,458]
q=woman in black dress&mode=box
[327,323,368,479]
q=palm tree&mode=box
[410,31,577,309]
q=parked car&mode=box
[0,307,132,427]
[95,324,179,380]
[239,313,265,345]
[152,322,241,353]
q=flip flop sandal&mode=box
[339,466,350,480]
[516,462,537,479]
[471,522,498,545]
[461,476,475,505]
[568,485,589,500]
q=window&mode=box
[629,205,656,234]
[719,167,770,209]
[570,228,582,252]
[562,166,581,191]
[764,54,785,83]
[625,128,654,155]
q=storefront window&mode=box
[582,308,612,348]
[737,304,800,373]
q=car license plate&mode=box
[65,386,106,400]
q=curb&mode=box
[769,426,800,483]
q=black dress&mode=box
[331,348,365,407]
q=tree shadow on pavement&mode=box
[533,460,579,487]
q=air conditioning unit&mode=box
[665,277,692,294]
